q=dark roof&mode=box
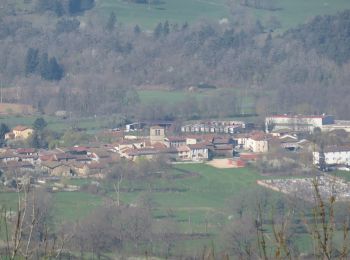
[54,153,76,161]
[188,144,208,150]
[16,148,37,154]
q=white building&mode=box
[266,114,335,133]
[313,146,350,166]
[246,136,269,153]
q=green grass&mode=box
[96,0,350,31]
[0,115,112,134]
[0,191,103,224]
[253,0,350,31]
[329,170,350,181]
[53,191,103,223]
[137,89,256,114]
[96,0,229,29]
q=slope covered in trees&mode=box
[0,4,350,119]
[286,10,350,64]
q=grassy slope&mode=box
[96,0,350,30]
[270,0,350,30]
[96,0,229,28]
[137,89,256,114]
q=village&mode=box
[1,114,350,196]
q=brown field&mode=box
[206,158,240,169]
[0,103,36,115]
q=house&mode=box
[188,143,209,161]
[123,148,160,161]
[265,114,335,133]
[150,126,165,145]
[0,150,19,163]
[177,145,191,160]
[313,146,350,168]
[2,161,35,173]
[87,148,111,162]
[279,135,300,151]
[41,161,72,177]
[53,153,76,162]
[234,133,250,149]
[164,136,187,148]
[211,137,235,157]
[16,148,37,156]
[246,134,269,153]
[6,126,34,140]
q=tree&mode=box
[39,52,49,80]
[134,25,141,35]
[0,123,10,147]
[105,11,116,32]
[163,20,170,35]
[47,57,64,81]
[33,117,47,131]
[154,22,163,38]
[25,48,39,75]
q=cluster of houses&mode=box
[0,123,273,178]
[1,113,350,181]
[266,114,350,170]
[0,145,119,178]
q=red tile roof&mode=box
[13,125,31,131]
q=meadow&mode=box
[0,164,266,241]
[0,163,346,254]
[96,0,350,30]
[96,0,229,28]
[137,89,256,114]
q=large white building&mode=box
[265,114,335,133]
[313,146,350,167]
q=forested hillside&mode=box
[0,2,350,119]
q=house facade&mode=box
[266,115,335,133]
[11,126,34,140]
[313,146,350,167]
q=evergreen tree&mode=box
[134,25,141,35]
[163,20,170,35]
[0,123,9,147]
[154,22,163,38]
[33,117,47,131]
[48,57,64,81]
[25,48,39,75]
[29,131,40,148]
[106,11,116,32]
[39,52,49,80]
[68,0,81,14]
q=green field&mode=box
[96,0,350,30]
[0,164,265,235]
[0,114,113,134]
[0,164,347,254]
[96,0,229,28]
[254,0,350,31]
[137,89,256,114]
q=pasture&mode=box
[137,89,256,114]
[254,0,350,31]
[0,164,265,234]
[96,0,350,31]
[96,0,229,28]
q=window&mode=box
[155,129,161,136]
